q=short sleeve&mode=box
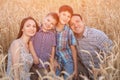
[52,33,56,46]
[96,31,113,54]
[10,40,20,64]
[68,29,77,45]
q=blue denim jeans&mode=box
[56,61,74,80]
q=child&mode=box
[29,12,59,80]
[55,5,77,79]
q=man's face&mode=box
[70,15,85,34]
[59,11,71,25]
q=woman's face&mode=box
[22,19,37,37]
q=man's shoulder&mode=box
[87,27,109,40]
[88,27,105,35]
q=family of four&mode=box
[6,5,113,80]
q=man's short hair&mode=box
[72,14,82,20]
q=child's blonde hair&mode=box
[46,12,59,25]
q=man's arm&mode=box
[97,31,113,54]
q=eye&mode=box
[70,23,74,26]
[47,19,50,22]
[26,24,31,27]
[33,25,36,28]
[63,13,66,16]
[67,15,71,18]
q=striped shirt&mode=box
[31,29,56,68]
[56,25,76,64]
[76,27,113,68]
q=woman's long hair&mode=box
[17,16,39,39]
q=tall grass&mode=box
[0,0,120,80]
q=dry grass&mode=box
[0,0,120,80]
[0,48,119,80]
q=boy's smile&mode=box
[59,11,71,25]
[42,15,57,31]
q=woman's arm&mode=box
[11,41,20,80]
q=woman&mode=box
[7,16,39,80]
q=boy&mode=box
[29,12,59,80]
[55,5,77,79]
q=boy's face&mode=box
[43,15,57,31]
[59,11,71,25]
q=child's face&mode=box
[59,11,71,25]
[43,15,57,31]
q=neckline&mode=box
[19,38,30,54]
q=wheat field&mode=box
[0,0,120,80]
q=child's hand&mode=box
[33,56,40,64]
[54,59,60,71]
[72,70,78,79]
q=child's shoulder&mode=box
[64,25,71,30]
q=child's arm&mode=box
[29,41,39,64]
[49,46,55,71]
[70,45,78,77]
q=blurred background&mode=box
[0,0,120,79]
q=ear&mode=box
[83,21,86,26]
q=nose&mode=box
[65,16,67,19]
[47,22,52,26]
[74,23,78,27]
[71,23,76,26]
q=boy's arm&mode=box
[49,46,55,71]
[29,41,39,64]
[70,45,78,77]
[68,29,78,77]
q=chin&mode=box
[30,33,36,36]
[60,21,66,25]
[75,31,80,34]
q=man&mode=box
[69,14,113,80]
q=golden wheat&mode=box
[0,0,120,80]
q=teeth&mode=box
[75,27,79,30]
